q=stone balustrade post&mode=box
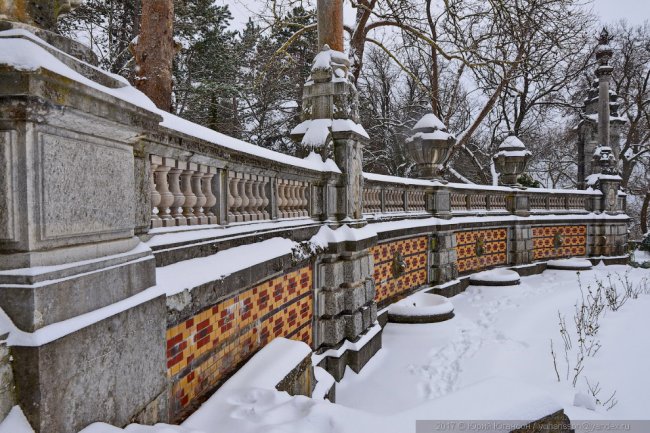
[429,189,451,219]
[202,166,217,224]
[155,158,175,226]
[181,163,198,225]
[192,165,208,224]
[261,176,271,220]
[149,155,162,228]
[270,177,279,220]
[169,159,187,226]
[213,168,228,225]
[227,172,237,223]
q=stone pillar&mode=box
[0,27,167,432]
[506,191,530,217]
[596,28,613,149]
[314,234,380,380]
[291,1,367,223]
[510,225,533,265]
[429,231,458,284]
[429,189,452,219]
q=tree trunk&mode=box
[641,191,650,235]
[134,0,174,112]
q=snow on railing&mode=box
[150,154,315,229]
[362,172,603,217]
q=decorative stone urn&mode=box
[493,134,531,186]
[406,113,455,180]
[0,0,82,32]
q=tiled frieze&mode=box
[532,225,587,260]
[370,236,428,305]
[455,228,508,274]
[166,266,313,419]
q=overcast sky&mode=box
[222,0,650,29]
[594,0,650,25]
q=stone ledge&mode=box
[315,326,382,381]
[149,223,323,267]
[0,254,156,332]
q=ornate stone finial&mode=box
[406,113,456,181]
[493,133,531,186]
[596,27,614,69]
[595,146,618,175]
[598,27,611,46]
[0,0,82,32]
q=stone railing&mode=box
[362,173,604,218]
[527,189,595,213]
[148,153,316,228]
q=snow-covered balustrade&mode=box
[277,178,310,219]
[363,172,604,218]
[150,156,219,227]
[147,150,320,229]
[528,189,597,213]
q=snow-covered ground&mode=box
[337,263,650,421]
[3,263,649,433]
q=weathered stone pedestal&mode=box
[0,30,167,432]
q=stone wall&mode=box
[532,225,587,260]
[455,228,508,274]
[0,340,14,421]
[166,265,313,421]
[371,237,428,308]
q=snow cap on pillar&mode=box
[406,112,455,180]
[493,132,531,186]
[291,45,368,152]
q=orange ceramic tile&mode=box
[166,265,313,419]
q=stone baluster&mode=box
[277,179,287,218]
[286,180,293,218]
[244,175,255,221]
[227,173,237,223]
[295,182,303,217]
[300,183,309,217]
[237,174,249,221]
[260,176,270,220]
[232,174,244,222]
[202,166,217,224]
[249,176,260,220]
[155,158,174,226]
[192,165,208,224]
[169,159,187,226]
[282,180,290,218]
[247,176,256,220]
[256,176,267,220]
[181,162,198,225]
[149,155,162,228]
[289,181,298,217]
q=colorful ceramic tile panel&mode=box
[532,225,587,260]
[370,236,428,304]
[165,266,313,419]
[455,228,508,274]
